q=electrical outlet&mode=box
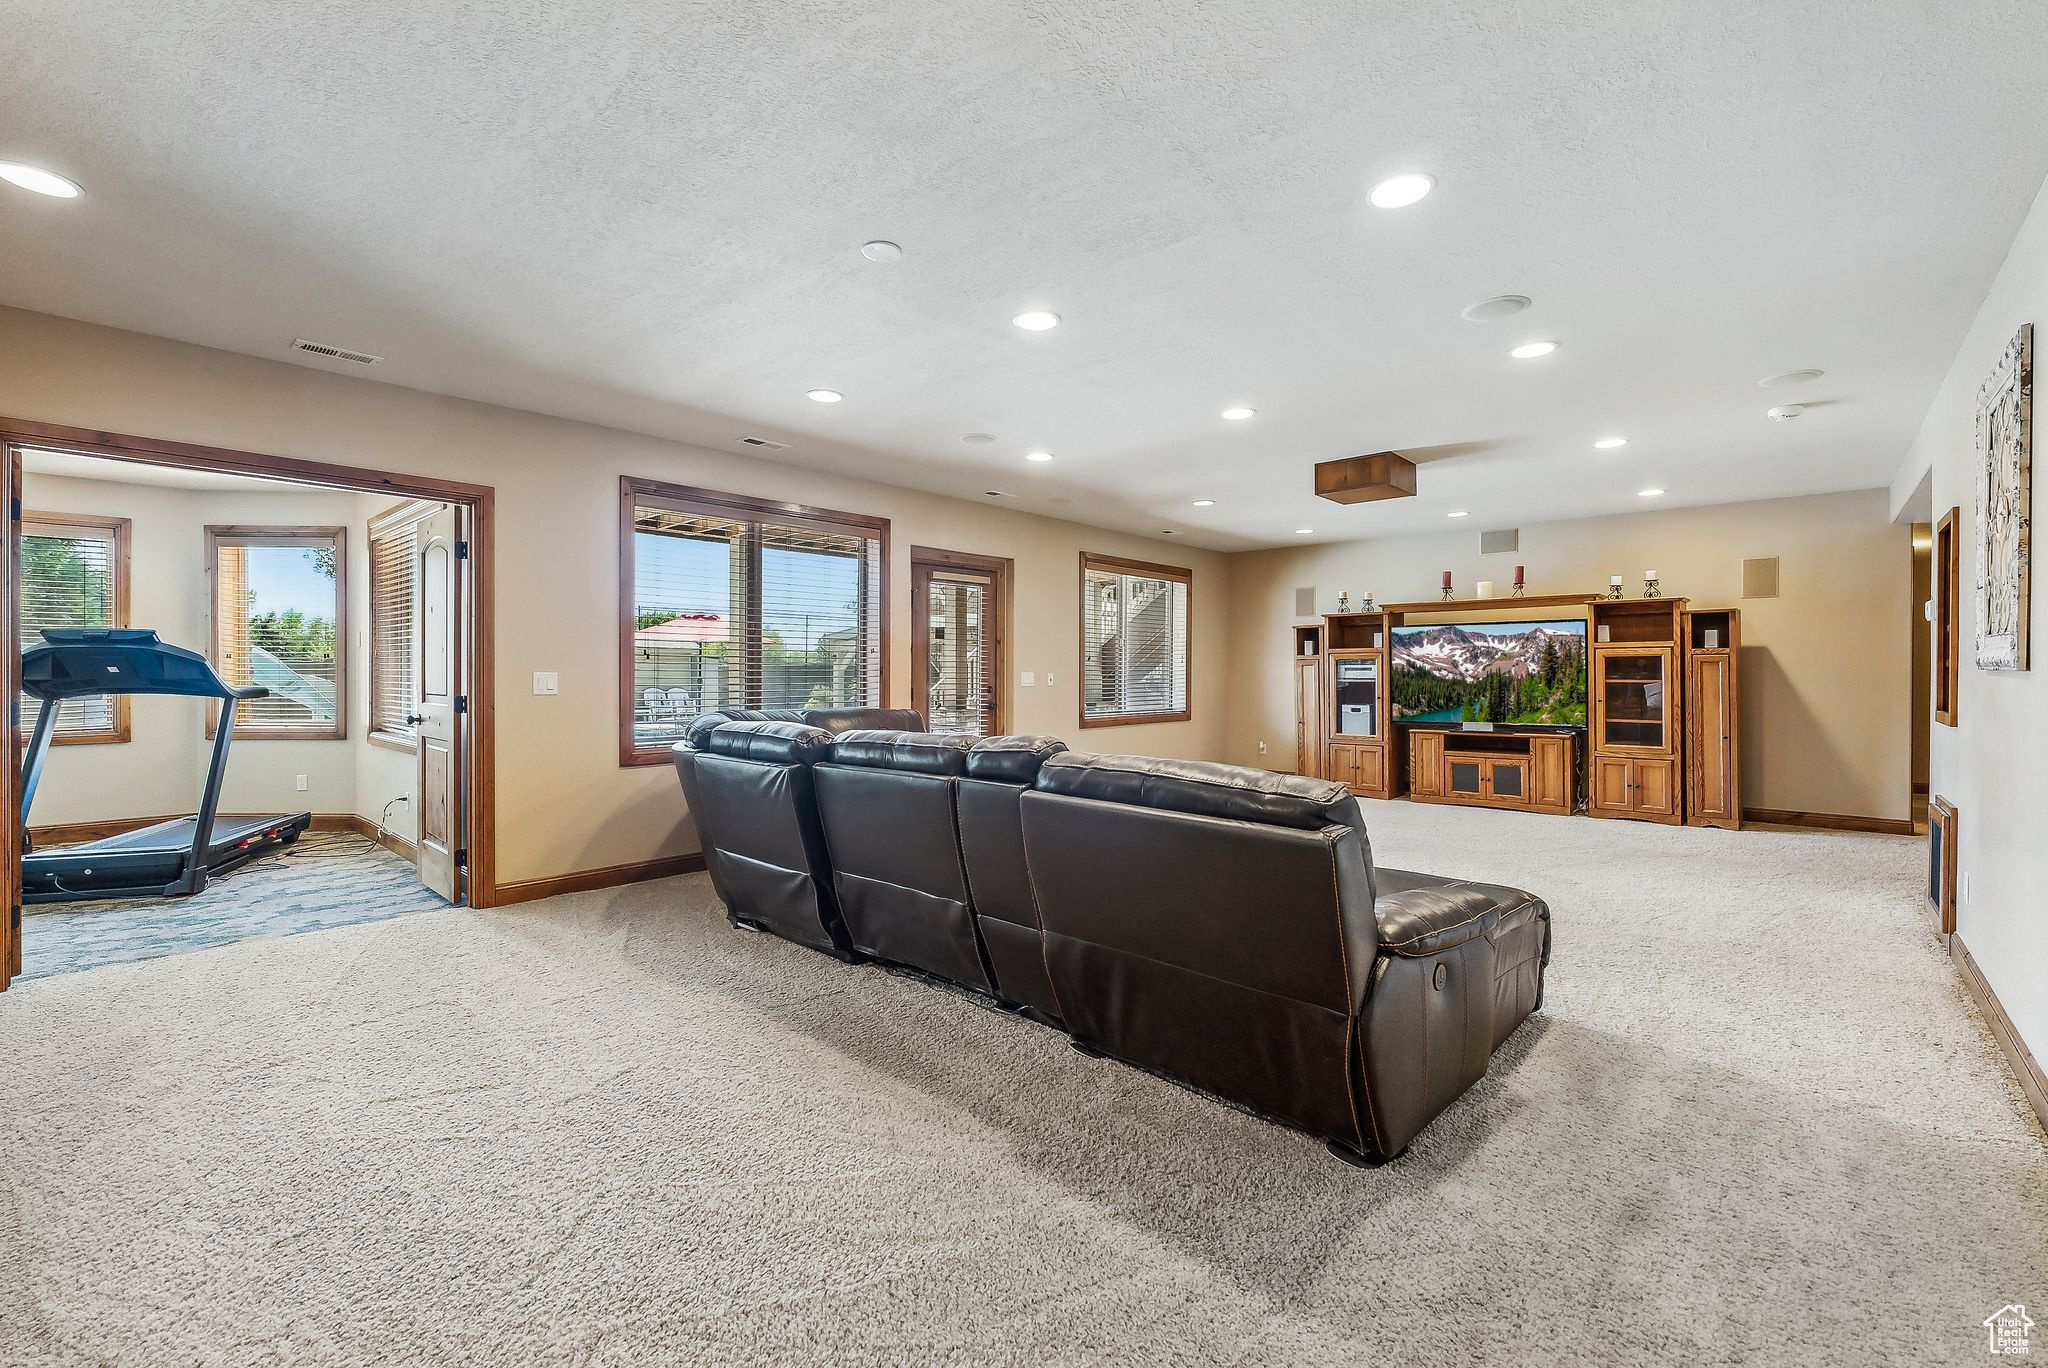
[295,774,308,792]
[533,671,559,696]
[1257,740,1268,754]
[1045,671,1055,686]
[1020,671,1036,687]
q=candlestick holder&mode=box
[1605,580,1625,600]
[1511,581,1525,598]
[1336,591,1351,613]
[1643,574,1663,599]
[1361,592,1376,612]
[1441,584,1455,602]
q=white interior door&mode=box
[413,505,462,901]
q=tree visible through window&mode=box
[20,513,130,743]
[1081,552,1191,726]
[621,479,885,764]
[207,527,347,739]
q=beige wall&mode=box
[19,470,359,825]
[1890,171,2048,1072]
[0,306,1231,885]
[1224,488,1915,821]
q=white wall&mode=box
[1893,171,2048,1069]
[20,470,359,826]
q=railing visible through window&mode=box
[1081,552,1191,725]
[622,479,886,763]
[207,527,347,739]
[21,513,130,743]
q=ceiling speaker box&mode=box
[1314,452,1418,505]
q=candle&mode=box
[1645,569,1657,580]
[1514,565,1525,585]
[1610,575,1623,586]
[1476,580,1495,599]
[1442,570,1454,590]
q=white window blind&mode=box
[369,505,433,743]
[209,528,347,738]
[624,480,885,761]
[21,514,128,741]
[1082,554,1191,724]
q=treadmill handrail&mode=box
[21,628,274,701]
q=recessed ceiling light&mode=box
[1767,404,1806,422]
[1369,173,1435,209]
[1639,488,1665,498]
[1510,341,1559,360]
[1221,406,1256,421]
[1295,528,1314,535]
[1759,369,1824,388]
[1191,499,1215,507]
[860,240,902,262]
[1594,437,1629,449]
[961,432,996,444]
[1025,450,1053,463]
[1012,310,1061,332]
[1461,294,1532,322]
[984,490,1010,498]
[1160,530,1177,536]
[806,389,843,403]
[0,162,82,198]
[1447,509,1469,518]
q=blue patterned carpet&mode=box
[21,831,450,980]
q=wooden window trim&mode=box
[368,499,438,751]
[21,510,132,745]
[1078,550,1193,729]
[1934,506,1960,727]
[619,477,891,766]
[910,545,1012,736]
[205,524,349,741]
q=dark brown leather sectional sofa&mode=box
[674,709,1550,1165]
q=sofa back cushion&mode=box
[956,735,1069,1024]
[813,731,989,991]
[691,721,848,957]
[1019,752,1378,1144]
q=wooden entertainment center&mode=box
[1293,593,1741,827]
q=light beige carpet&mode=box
[0,801,2042,1367]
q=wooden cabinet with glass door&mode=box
[1588,599,1685,824]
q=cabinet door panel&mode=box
[1687,653,1735,822]
[1633,758,1678,816]
[1591,755,1634,812]
[1486,758,1530,806]
[1595,647,1675,753]
[1354,745,1386,795]
[1409,732,1445,797]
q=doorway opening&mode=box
[0,421,495,991]
[910,546,1011,736]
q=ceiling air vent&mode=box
[291,338,383,366]
[739,436,790,451]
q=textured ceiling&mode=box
[3,1,2047,549]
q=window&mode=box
[369,502,436,748]
[21,512,131,744]
[206,526,347,739]
[621,478,887,765]
[1080,552,1191,726]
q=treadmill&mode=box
[20,628,313,903]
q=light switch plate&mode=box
[533,671,559,696]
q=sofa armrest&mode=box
[1373,885,1507,957]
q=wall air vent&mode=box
[1742,556,1780,599]
[1481,528,1520,555]
[739,436,790,451]
[1294,587,1317,616]
[291,338,383,366]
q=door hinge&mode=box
[456,540,469,560]
[455,695,469,714]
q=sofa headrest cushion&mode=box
[804,707,927,735]
[964,734,1070,783]
[1035,752,1359,831]
[828,729,975,775]
[700,719,833,765]
[681,708,806,750]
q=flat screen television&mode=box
[1390,618,1588,729]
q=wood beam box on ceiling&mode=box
[1314,452,1418,504]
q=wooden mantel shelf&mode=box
[1332,592,1605,616]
